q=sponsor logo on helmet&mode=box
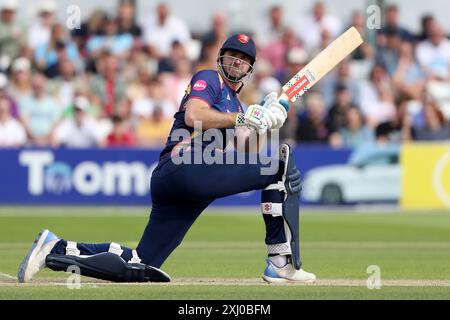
[193,80,207,91]
[237,34,250,44]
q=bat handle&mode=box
[278,92,290,112]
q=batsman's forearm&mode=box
[185,105,238,129]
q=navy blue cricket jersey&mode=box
[159,69,244,160]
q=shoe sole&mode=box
[262,275,317,284]
[18,229,49,283]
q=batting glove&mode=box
[262,92,289,129]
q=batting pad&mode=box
[46,252,171,282]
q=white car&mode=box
[301,145,401,204]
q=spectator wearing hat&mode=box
[0,96,26,147]
[52,96,103,148]
[8,57,32,104]
[27,0,56,49]
[0,0,27,67]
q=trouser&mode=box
[50,151,291,268]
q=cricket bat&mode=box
[279,26,364,103]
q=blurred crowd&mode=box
[0,0,450,149]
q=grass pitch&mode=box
[0,206,450,299]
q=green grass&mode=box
[1,207,450,299]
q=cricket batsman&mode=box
[18,34,316,284]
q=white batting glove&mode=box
[262,92,289,129]
[236,104,274,135]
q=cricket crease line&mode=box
[2,278,450,287]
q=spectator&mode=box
[375,27,401,76]
[8,57,32,104]
[48,58,79,109]
[359,64,396,127]
[417,14,435,41]
[416,21,450,81]
[326,84,356,133]
[0,72,19,118]
[376,98,415,144]
[86,16,133,58]
[320,60,360,109]
[0,96,26,147]
[117,0,142,38]
[0,0,26,70]
[52,96,102,148]
[260,27,303,80]
[27,0,56,50]
[158,40,187,74]
[131,79,176,120]
[142,3,191,60]
[135,105,173,147]
[105,113,135,147]
[200,12,228,61]
[296,2,342,54]
[90,52,127,117]
[256,5,286,48]
[349,10,374,60]
[19,73,61,146]
[297,93,330,143]
[34,23,81,76]
[330,106,375,148]
[379,4,413,41]
[160,57,193,107]
[70,10,106,55]
[392,40,426,100]
[414,102,450,141]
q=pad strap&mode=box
[108,242,123,256]
[128,250,141,264]
[66,241,80,256]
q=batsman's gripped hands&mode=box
[241,92,289,134]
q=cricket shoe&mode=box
[18,229,59,283]
[262,259,316,283]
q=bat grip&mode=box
[278,93,290,112]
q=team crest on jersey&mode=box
[237,34,250,44]
[193,80,207,91]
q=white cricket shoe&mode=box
[18,229,59,283]
[262,259,316,283]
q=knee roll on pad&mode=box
[45,252,171,283]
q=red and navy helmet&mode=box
[218,34,256,82]
[219,33,256,64]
